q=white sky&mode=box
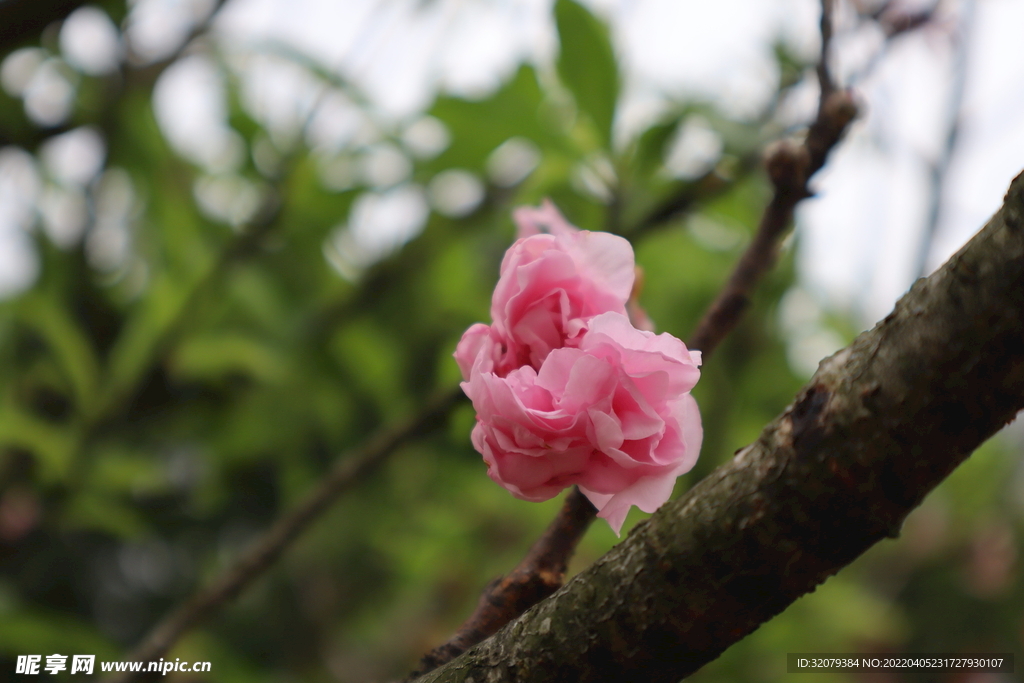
[800,0,1024,322]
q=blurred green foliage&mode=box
[0,2,1021,682]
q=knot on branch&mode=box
[807,90,859,170]
[764,140,810,195]
[820,90,859,133]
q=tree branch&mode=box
[0,0,87,57]
[817,0,836,110]
[103,387,465,683]
[626,0,840,245]
[914,0,974,279]
[416,168,1024,683]
[688,90,856,359]
[873,1,938,38]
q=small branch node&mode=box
[764,140,810,194]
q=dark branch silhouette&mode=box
[817,0,836,107]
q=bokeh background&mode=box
[1,0,1023,681]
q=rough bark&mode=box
[416,170,1024,683]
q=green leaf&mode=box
[0,402,77,482]
[14,292,100,413]
[170,331,290,385]
[0,609,119,660]
[428,65,556,173]
[103,272,193,409]
[554,0,620,148]
[61,491,149,538]
[88,445,169,496]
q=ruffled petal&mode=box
[563,231,635,306]
[593,470,679,536]
[513,199,580,239]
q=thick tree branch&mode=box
[416,170,1024,683]
[103,387,465,683]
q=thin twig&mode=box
[103,387,465,683]
[623,0,838,243]
[625,0,836,244]
[689,0,858,359]
[817,0,836,111]
[846,2,939,87]
[914,0,973,279]
[688,91,856,360]
[876,2,938,38]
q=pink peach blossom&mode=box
[462,312,702,534]
[455,203,703,534]
[454,201,634,377]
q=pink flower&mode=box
[454,201,634,378]
[463,313,702,534]
[455,202,703,534]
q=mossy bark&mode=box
[417,171,1024,683]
